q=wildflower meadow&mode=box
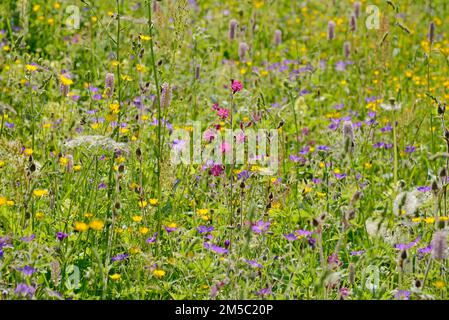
[1,0,449,301]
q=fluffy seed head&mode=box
[238,42,249,62]
[431,230,448,260]
[229,19,238,40]
[105,73,115,98]
[328,20,336,40]
[274,29,282,46]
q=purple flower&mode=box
[245,259,263,268]
[197,225,214,234]
[350,250,366,256]
[237,170,250,181]
[224,240,231,247]
[56,232,68,241]
[204,242,228,255]
[373,142,385,149]
[20,234,35,243]
[405,145,416,154]
[395,236,421,250]
[111,253,129,262]
[283,233,297,241]
[417,186,431,192]
[18,266,37,276]
[299,146,310,155]
[394,290,411,300]
[0,249,3,258]
[146,232,158,243]
[417,245,432,255]
[255,287,272,296]
[317,145,330,152]
[98,182,107,190]
[15,283,36,297]
[307,236,316,248]
[335,60,347,71]
[296,230,313,238]
[312,178,322,184]
[252,220,270,234]
[380,123,393,133]
[334,173,347,180]
[334,103,344,110]
[164,225,178,233]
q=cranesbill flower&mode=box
[197,225,214,234]
[56,232,68,241]
[431,231,448,260]
[350,250,365,256]
[245,259,263,268]
[18,266,37,276]
[164,223,178,234]
[395,236,421,250]
[15,283,36,298]
[20,234,35,243]
[405,145,416,154]
[256,287,272,296]
[394,290,411,300]
[146,232,158,243]
[111,253,129,262]
[204,242,228,254]
[252,220,270,234]
[296,230,313,238]
[417,185,431,192]
[283,233,297,241]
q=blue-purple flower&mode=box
[252,220,270,234]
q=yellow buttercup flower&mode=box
[35,212,45,220]
[138,200,148,208]
[74,221,89,232]
[139,227,149,235]
[89,219,104,231]
[153,269,165,278]
[132,215,143,222]
[60,74,73,86]
[33,189,49,197]
[25,64,38,72]
[139,35,151,41]
[149,198,158,206]
[110,273,121,281]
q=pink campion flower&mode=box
[231,79,243,93]
[220,142,231,154]
[217,108,229,119]
[210,164,224,176]
[203,128,217,142]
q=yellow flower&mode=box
[149,198,158,206]
[139,35,151,41]
[0,160,5,168]
[132,215,143,222]
[0,197,6,206]
[411,217,421,223]
[25,64,38,72]
[59,157,69,166]
[424,217,435,224]
[84,212,93,218]
[6,200,14,206]
[60,74,73,86]
[130,247,141,254]
[139,227,149,235]
[24,148,33,156]
[35,212,45,220]
[109,273,121,281]
[304,186,312,194]
[435,280,445,289]
[74,221,89,232]
[167,222,177,229]
[153,269,166,278]
[73,165,82,171]
[2,45,10,52]
[197,209,209,216]
[54,3,61,9]
[47,18,55,25]
[109,103,120,114]
[364,162,372,169]
[138,200,148,208]
[33,4,40,12]
[33,189,49,197]
[89,219,105,231]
